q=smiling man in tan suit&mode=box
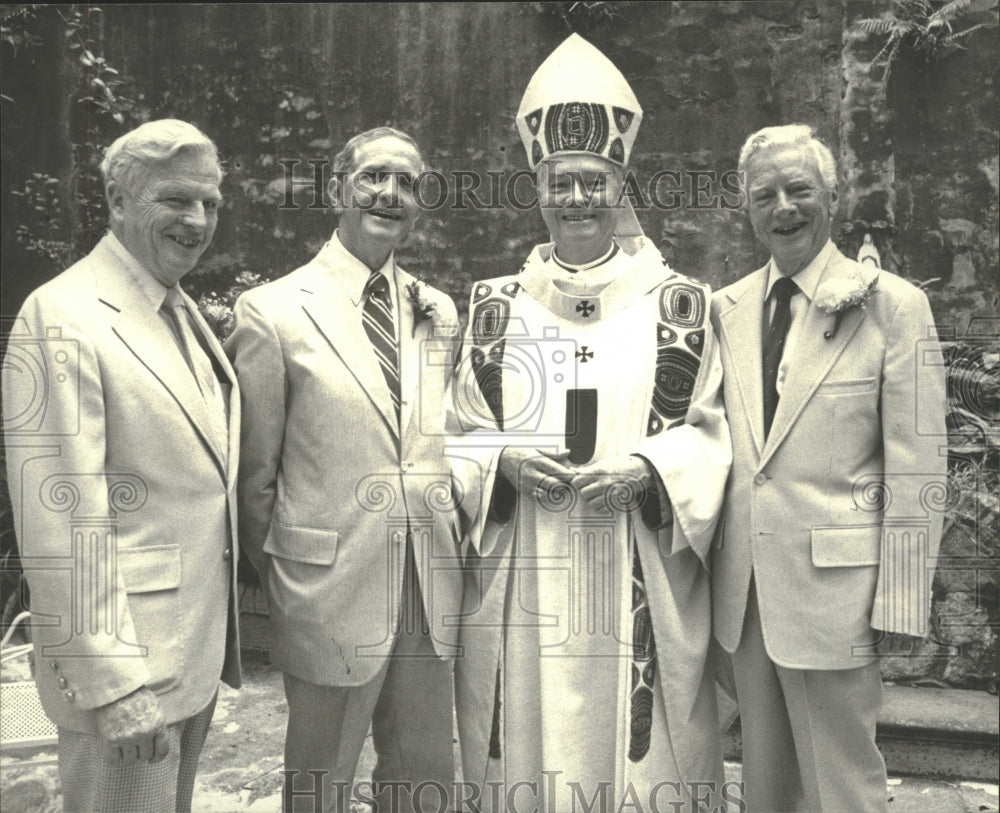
[228,127,461,813]
[2,119,241,812]
[711,125,947,812]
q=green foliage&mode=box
[856,0,999,83]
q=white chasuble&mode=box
[450,238,732,812]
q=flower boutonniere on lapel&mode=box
[814,266,879,340]
[405,280,438,337]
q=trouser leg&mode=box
[370,536,455,813]
[731,582,806,813]
[282,669,388,813]
[58,693,217,813]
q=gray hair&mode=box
[332,126,423,176]
[100,119,220,197]
[738,124,837,193]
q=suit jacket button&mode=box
[754,473,768,485]
[64,690,75,703]
[57,677,68,689]
[223,548,232,560]
[50,661,60,672]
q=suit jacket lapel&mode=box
[92,242,228,477]
[761,251,867,465]
[718,267,769,458]
[300,266,400,443]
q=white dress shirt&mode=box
[321,230,400,324]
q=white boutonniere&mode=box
[405,280,439,337]
[814,267,879,339]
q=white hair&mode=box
[100,119,219,197]
[738,124,837,192]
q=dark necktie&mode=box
[362,270,400,422]
[762,275,797,438]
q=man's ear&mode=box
[829,184,839,217]
[106,181,126,228]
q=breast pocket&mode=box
[816,376,880,460]
[119,544,183,692]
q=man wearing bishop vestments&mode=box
[448,35,734,813]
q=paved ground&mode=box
[2,655,997,813]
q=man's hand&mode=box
[572,455,654,511]
[498,447,574,497]
[94,686,169,765]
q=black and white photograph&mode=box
[1,3,997,812]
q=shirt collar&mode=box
[321,231,397,307]
[105,231,173,310]
[551,241,620,274]
[764,239,835,303]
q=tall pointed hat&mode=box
[516,33,643,170]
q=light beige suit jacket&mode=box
[2,235,242,733]
[227,240,463,687]
[711,248,947,669]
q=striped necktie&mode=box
[362,270,400,423]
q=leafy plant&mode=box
[856,0,999,83]
[194,271,271,342]
[0,5,45,65]
[11,173,79,269]
[59,5,134,124]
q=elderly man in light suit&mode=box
[711,124,947,812]
[228,127,461,813]
[2,119,241,812]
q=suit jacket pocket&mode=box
[119,545,182,693]
[815,377,877,395]
[811,525,881,567]
[264,520,339,565]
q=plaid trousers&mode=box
[58,693,217,813]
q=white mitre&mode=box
[516,33,643,169]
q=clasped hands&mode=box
[94,685,169,765]
[498,446,655,511]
